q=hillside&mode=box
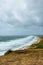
[29,37,43,49]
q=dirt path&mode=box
[0,49,43,65]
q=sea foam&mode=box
[0,36,38,56]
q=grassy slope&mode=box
[0,49,43,65]
[30,37,43,48]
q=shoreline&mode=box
[0,36,41,56]
[0,36,43,65]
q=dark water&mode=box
[0,35,28,42]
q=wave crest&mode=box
[0,36,38,56]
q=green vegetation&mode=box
[31,39,43,48]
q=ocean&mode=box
[0,36,38,56]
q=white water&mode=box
[0,36,38,56]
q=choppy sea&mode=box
[0,36,38,56]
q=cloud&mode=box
[0,0,43,35]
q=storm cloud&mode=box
[0,0,43,35]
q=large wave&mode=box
[0,36,38,56]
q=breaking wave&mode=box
[0,36,38,56]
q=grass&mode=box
[0,49,43,65]
[30,39,43,48]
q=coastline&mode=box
[0,36,43,65]
[0,36,40,56]
[21,36,41,49]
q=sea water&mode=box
[0,36,38,56]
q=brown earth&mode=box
[0,49,43,65]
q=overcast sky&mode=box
[0,0,43,35]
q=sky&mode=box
[0,0,43,35]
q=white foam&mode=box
[0,36,38,56]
